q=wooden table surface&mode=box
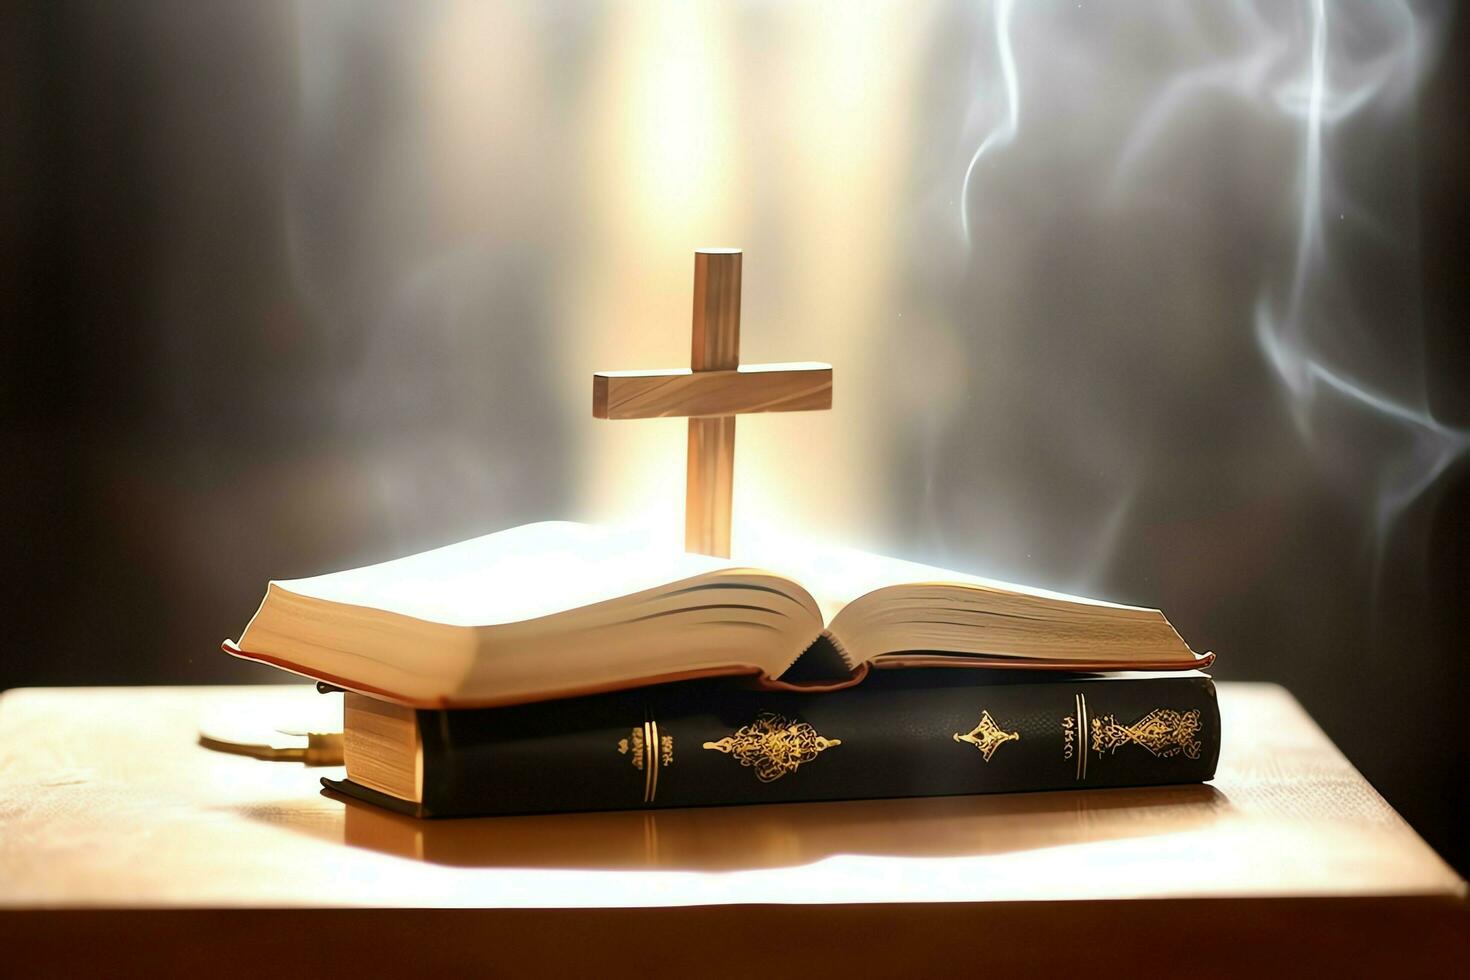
[1,682,1464,977]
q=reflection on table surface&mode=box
[332,783,1229,871]
[3,684,1461,907]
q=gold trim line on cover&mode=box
[1075,692,1089,781]
[702,712,842,782]
[643,719,656,803]
[617,717,674,802]
[1091,707,1203,760]
[952,710,1019,762]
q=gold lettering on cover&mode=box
[952,710,1019,762]
[702,712,842,782]
[1091,708,1202,760]
[1061,714,1076,764]
[617,727,646,770]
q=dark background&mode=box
[5,1,1468,875]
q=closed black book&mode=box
[325,668,1219,818]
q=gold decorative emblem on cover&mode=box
[702,712,841,782]
[1090,708,1202,760]
[953,710,1019,762]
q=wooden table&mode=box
[1,683,1463,978]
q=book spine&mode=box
[389,672,1217,817]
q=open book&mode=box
[225,521,1212,708]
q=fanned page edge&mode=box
[225,555,828,709]
[220,638,771,709]
[870,651,1216,672]
[819,573,1210,672]
[220,638,1211,708]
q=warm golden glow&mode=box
[573,3,747,550]
[735,4,924,549]
[423,3,542,240]
[564,4,928,550]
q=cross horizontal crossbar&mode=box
[593,362,833,420]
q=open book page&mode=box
[237,521,828,706]
[735,530,1197,668]
[737,533,1145,625]
[228,521,1201,703]
[267,521,738,627]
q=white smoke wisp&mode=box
[1249,0,1468,544]
[949,0,1460,586]
[959,0,1019,250]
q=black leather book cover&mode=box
[324,669,1219,818]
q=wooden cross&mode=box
[593,249,833,557]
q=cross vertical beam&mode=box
[686,250,742,557]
